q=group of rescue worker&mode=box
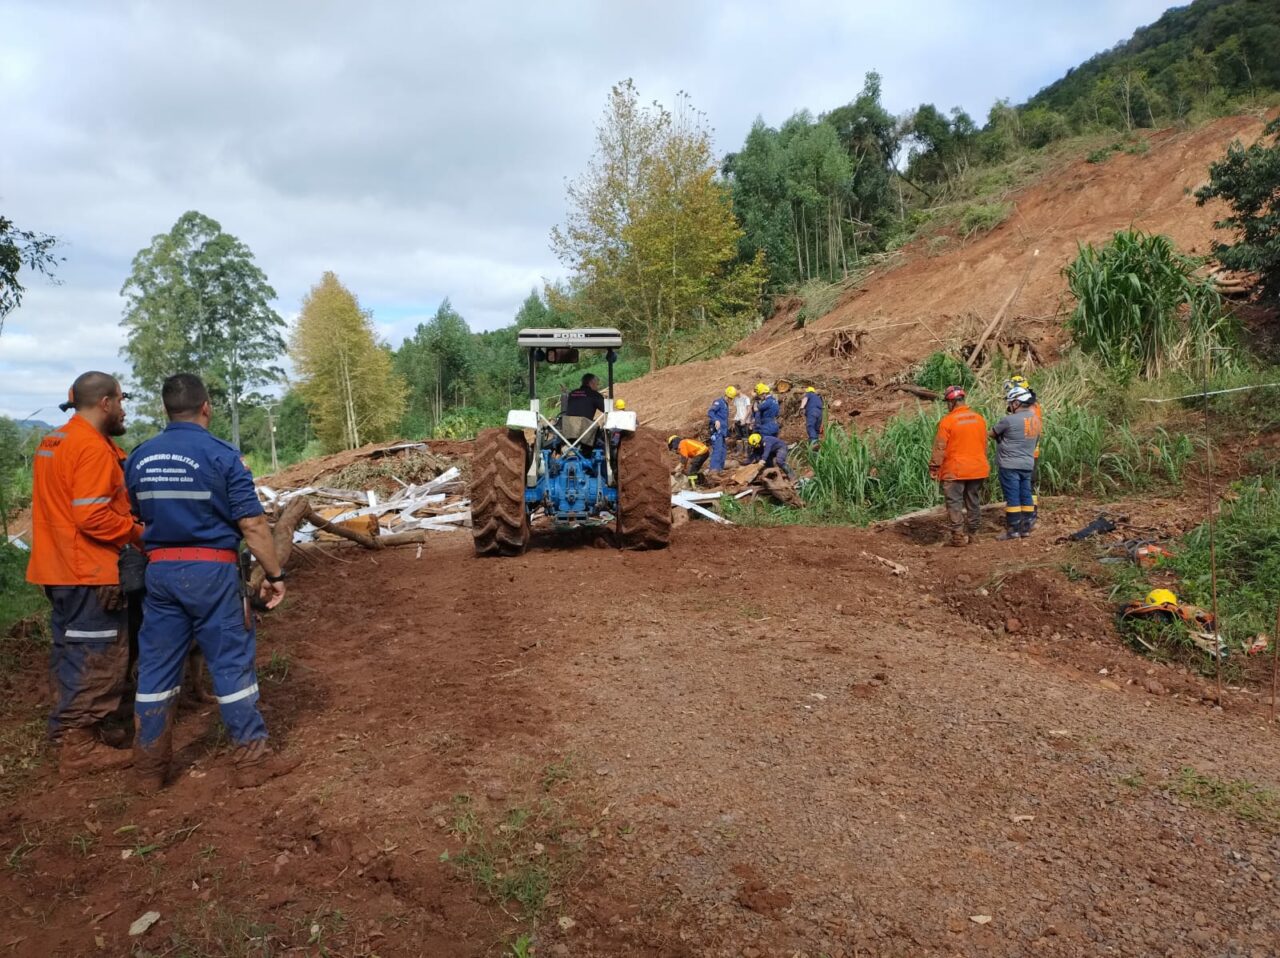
[26,370,297,792]
[929,375,1043,546]
[667,381,825,482]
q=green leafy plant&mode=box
[913,352,975,393]
[1064,228,1236,380]
[959,201,1011,237]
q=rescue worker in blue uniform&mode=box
[801,386,825,446]
[752,383,780,438]
[124,374,294,793]
[747,432,794,478]
[706,388,732,472]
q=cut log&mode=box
[894,384,940,401]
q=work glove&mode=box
[95,585,125,611]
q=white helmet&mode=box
[1009,387,1033,405]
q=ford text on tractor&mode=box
[470,328,672,556]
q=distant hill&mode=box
[1026,0,1280,124]
[15,420,53,433]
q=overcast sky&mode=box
[1,0,1176,419]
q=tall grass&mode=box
[1169,477,1280,647]
[1064,229,1236,380]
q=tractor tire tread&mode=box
[616,427,672,551]
[471,428,530,557]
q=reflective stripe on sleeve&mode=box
[71,497,112,506]
[64,629,119,639]
[136,490,213,500]
[49,431,66,438]
[136,686,182,703]
[216,683,259,705]
[35,450,53,458]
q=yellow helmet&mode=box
[667,435,678,446]
[613,398,626,410]
[748,432,762,446]
[805,386,816,393]
[754,382,770,396]
[1146,588,1178,607]
[725,385,738,399]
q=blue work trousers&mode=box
[999,467,1034,531]
[45,586,129,738]
[135,560,267,749]
[709,429,727,470]
[805,415,822,443]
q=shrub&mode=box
[960,202,1011,237]
[1064,228,1237,380]
[914,352,975,393]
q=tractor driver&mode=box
[561,373,607,447]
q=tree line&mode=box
[3,0,1276,476]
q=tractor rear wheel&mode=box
[616,428,672,550]
[471,428,530,557]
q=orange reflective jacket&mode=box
[677,439,709,459]
[26,414,143,586]
[1031,402,1043,459]
[930,405,990,481]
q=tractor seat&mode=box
[559,415,600,448]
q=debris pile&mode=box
[255,442,470,553]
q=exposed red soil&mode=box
[618,113,1277,435]
[2,497,1279,957]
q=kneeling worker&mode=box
[668,435,710,483]
[747,432,794,478]
[125,373,295,793]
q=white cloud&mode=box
[1,0,1174,417]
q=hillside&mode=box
[618,113,1272,434]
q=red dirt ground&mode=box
[2,498,1279,957]
[618,113,1276,435]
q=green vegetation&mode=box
[441,793,578,919]
[121,210,285,447]
[1171,767,1280,827]
[1064,229,1236,380]
[1168,476,1280,647]
[552,81,766,371]
[291,271,407,452]
[913,352,974,393]
[959,201,1011,237]
[0,214,60,334]
[0,546,44,655]
[1197,118,1280,301]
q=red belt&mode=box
[147,547,237,564]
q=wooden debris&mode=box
[860,551,908,576]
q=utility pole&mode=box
[263,402,281,473]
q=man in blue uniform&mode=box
[752,383,780,438]
[706,388,732,473]
[746,432,794,478]
[801,386,824,446]
[125,374,294,793]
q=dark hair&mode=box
[161,373,210,419]
[581,373,599,389]
[63,371,118,411]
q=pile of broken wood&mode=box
[254,444,470,566]
[718,461,802,508]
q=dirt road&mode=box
[2,513,1279,956]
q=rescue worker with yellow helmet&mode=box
[800,385,824,446]
[668,435,710,484]
[752,382,780,439]
[706,387,733,473]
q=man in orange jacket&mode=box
[668,435,710,484]
[26,371,144,775]
[928,385,990,547]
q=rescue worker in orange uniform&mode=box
[668,435,710,484]
[26,371,143,775]
[928,385,990,547]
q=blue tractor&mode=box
[470,328,672,556]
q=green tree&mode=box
[552,80,764,369]
[291,271,407,451]
[394,299,475,434]
[1196,118,1280,301]
[0,215,60,336]
[120,210,284,446]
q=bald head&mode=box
[63,371,120,412]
